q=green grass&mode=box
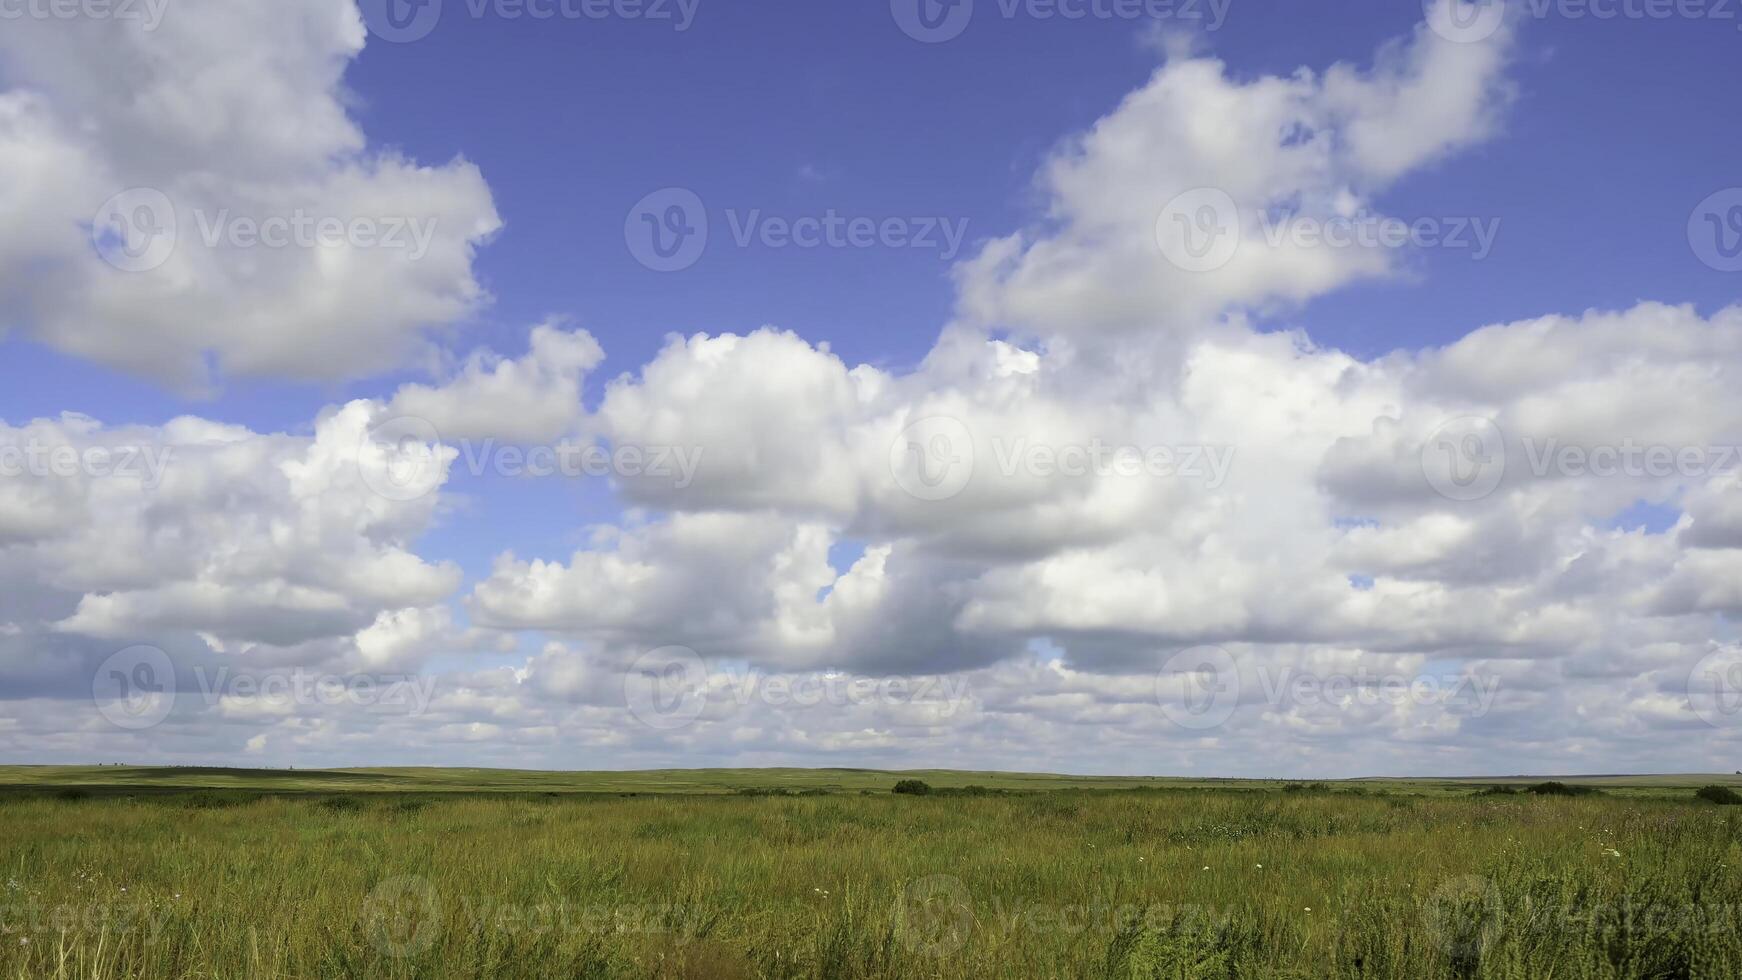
[1,768,1739,978]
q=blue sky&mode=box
[3,0,1741,775]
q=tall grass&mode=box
[1,789,1737,978]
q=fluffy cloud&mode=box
[955,0,1516,339]
[386,322,605,443]
[0,400,476,714]
[476,302,1741,692]
[0,0,501,391]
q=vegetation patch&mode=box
[1695,784,1742,805]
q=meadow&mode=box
[1,768,1739,978]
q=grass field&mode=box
[1,768,1739,978]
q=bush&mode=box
[1525,781,1599,797]
[892,779,932,796]
[1696,785,1742,806]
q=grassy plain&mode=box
[1,767,1738,978]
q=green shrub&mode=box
[892,779,931,796]
[1696,785,1742,806]
[1525,781,1599,796]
